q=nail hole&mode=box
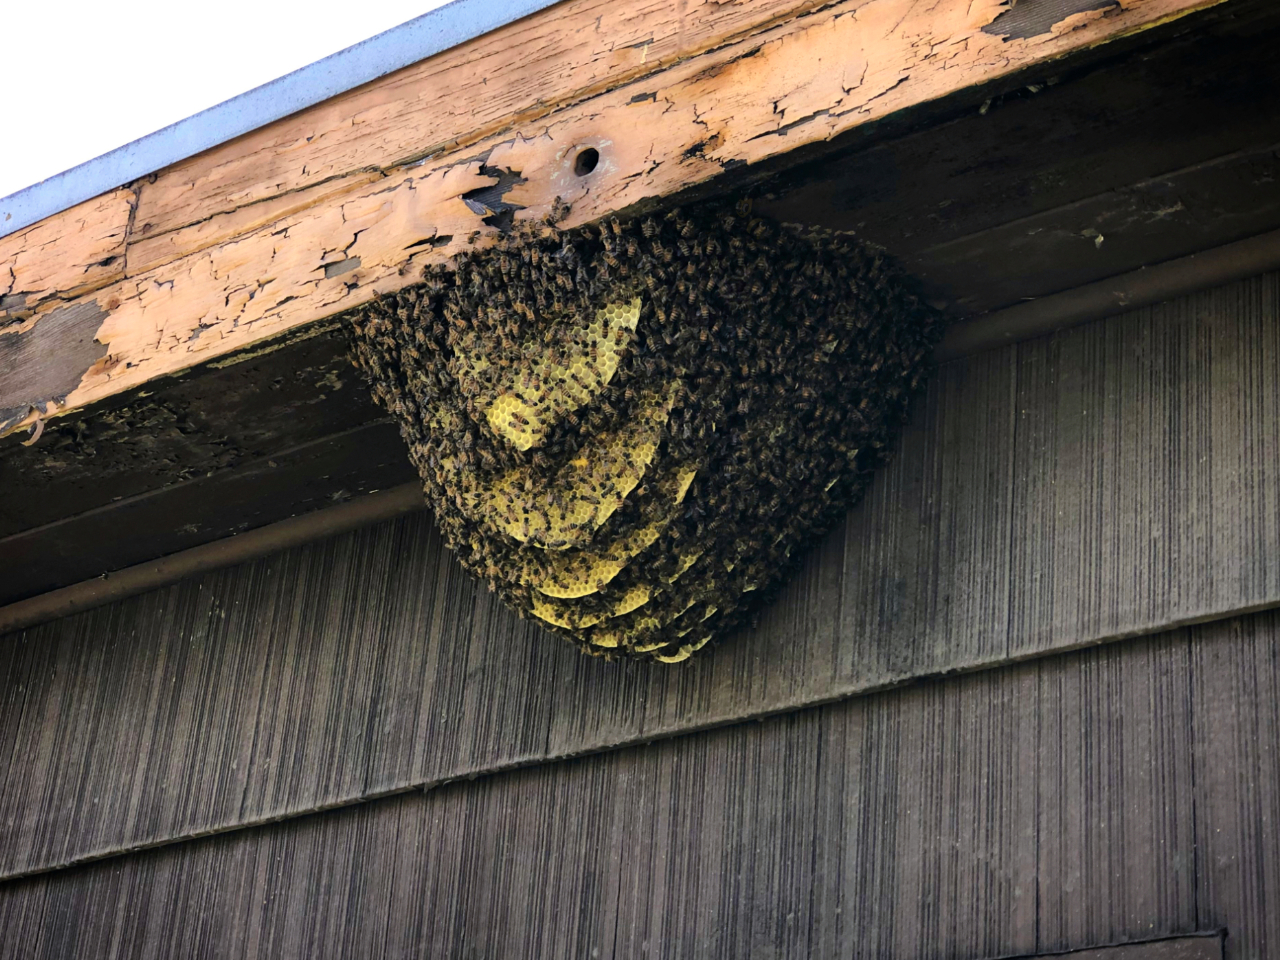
[573,147,600,177]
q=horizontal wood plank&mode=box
[760,0,1280,311]
[1,271,1276,878]
[0,0,1227,438]
[0,328,388,541]
[0,0,822,324]
[129,0,832,246]
[906,140,1280,312]
[0,188,133,318]
[0,421,413,606]
[1,613,1272,958]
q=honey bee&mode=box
[348,194,944,661]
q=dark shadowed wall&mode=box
[1,272,1278,958]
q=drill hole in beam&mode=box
[573,148,600,177]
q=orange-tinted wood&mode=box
[0,0,1228,437]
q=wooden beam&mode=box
[0,188,134,317]
[0,0,1227,437]
[1,0,828,322]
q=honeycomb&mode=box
[527,465,696,599]
[349,199,946,662]
[448,382,677,549]
[479,298,640,451]
[532,581,653,630]
[531,522,661,599]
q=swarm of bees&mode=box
[348,199,944,662]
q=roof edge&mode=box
[0,0,558,240]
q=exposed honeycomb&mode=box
[527,464,697,599]
[532,522,661,598]
[447,381,676,549]
[349,199,946,662]
[467,298,641,451]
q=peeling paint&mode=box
[0,301,108,433]
[985,0,1120,40]
[4,0,1220,428]
[461,167,528,229]
[323,257,362,278]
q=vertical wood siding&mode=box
[0,611,1276,959]
[1,272,1278,880]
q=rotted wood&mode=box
[0,188,134,319]
[0,0,1228,438]
[1,270,1276,880]
[0,611,1272,958]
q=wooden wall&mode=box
[1,271,1278,957]
[1,612,1276,959]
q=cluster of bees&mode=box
[348,199,944,662]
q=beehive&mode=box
[349,200,945,662]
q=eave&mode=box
[4,0,1280,616]
[0,0,1227,438]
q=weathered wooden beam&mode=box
[0,0,829,329]
[0,0,1227,438]
[0,188,135,308]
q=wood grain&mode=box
[1190,616,1280,958]
[0,0,1227,439]
[0,615,1273,959]
[0,188,133,319]
[1052,940,1225,960]
[1,271,1276,879]
[1,0,823,322]
[130,0,833,245]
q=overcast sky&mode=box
[1,0,453,200]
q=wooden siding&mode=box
[0,610,1275,958]
[2,271,1277,880]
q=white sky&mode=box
[0,0,454,199]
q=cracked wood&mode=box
[0,188,133,323]
[0,0,1228,438]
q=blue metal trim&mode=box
[0,0,559,240]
